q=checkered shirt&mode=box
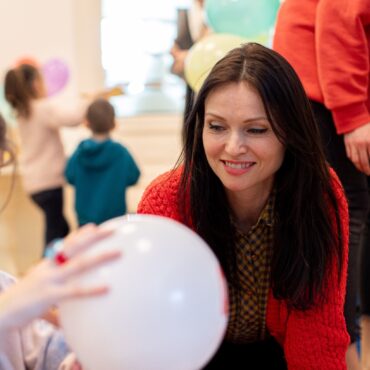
[225,195,274,343]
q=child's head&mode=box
[4,64,45,118]
[86,98,116,135]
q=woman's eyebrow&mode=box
[205,112,268,123]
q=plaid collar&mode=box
[231,190,276,232]
[256,191,275,228]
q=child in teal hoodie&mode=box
[65,99,140,225]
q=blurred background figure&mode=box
[4,64,88,251]
[0,112,120,370]
[170,0,210,127]
[273,1,370,369]
[65,98,140,226]
[170,0,209,79]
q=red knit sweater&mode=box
[273,0,370,134]
[137,168,349,369]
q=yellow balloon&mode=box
[184,34,248,93]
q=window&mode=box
[101,0,191,116]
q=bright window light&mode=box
[101,0,190,115]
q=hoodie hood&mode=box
[75,138,121,170]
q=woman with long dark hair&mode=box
[138,43,349,369]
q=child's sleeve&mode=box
[45,99,88,129]
[22,321,71,370]
[65,153,76,185]
[124,148,141,186]
[0,272,71,370]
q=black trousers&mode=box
[361,182,370,315]
[202,337,287,369]
[311,101,370,340]
[30,187,69,249]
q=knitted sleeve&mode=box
[283,171,349,369]
[316,0,370,133]
[137,168,184,223]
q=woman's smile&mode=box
[221,159,256,175]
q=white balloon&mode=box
[59,214,228,370]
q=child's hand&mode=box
[0,224,121,332]
[80,86,124,101]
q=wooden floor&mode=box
[0,113,182,276]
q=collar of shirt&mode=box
[231,190,276,233]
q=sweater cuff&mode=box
[332,102,370,134]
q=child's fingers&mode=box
[57,250,121,282]
[64,227,114,258]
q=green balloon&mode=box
[205,0,281,39]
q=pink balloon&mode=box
[42,58,69,96]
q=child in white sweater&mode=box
[4,64,88,249]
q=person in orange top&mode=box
[138,43,349,369]
[273,1,370,368]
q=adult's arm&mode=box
[316,0,370,173]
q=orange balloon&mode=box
[14,56,39,68]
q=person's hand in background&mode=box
[344,122,370,175]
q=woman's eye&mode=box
[247,128,268,134]
[208,123,225,132]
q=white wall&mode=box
[0,0,104,97]
[74,0,105,93]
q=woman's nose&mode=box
[225,131,247,155]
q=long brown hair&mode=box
[178,43,343,310]
[4,64,41,118]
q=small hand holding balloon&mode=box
[59,215,228,370]
[0,224,120,333]
[80,85,124,100]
